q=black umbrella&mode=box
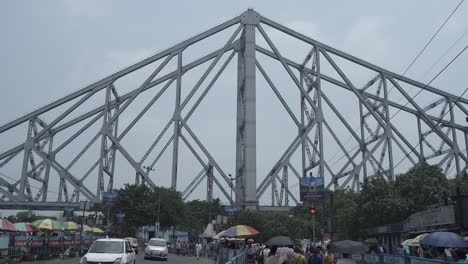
[330,240,368,254]
[264,236,294,246]
[421,232,468,248]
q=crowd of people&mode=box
[174,240,217,258]
[255,244,341,264]
[407,246,468,262]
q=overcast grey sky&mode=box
[1,0,468,206]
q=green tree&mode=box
[180,199,222,233]
[109,184,184,236]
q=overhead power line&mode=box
[326,0,465,169]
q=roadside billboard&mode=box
[299,176,324,202]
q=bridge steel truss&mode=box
[0,10,467,210]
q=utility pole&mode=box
[229,174,234,204]
[79,200,87,255]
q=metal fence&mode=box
[351,251,459,264]
[0,234,101,262]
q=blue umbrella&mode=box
[421,232,468,248]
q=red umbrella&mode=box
[0,219,16,232]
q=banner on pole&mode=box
[63,207,75,218]
[299,176,324,202]
[116,212,125,223]
[102,192,118,206]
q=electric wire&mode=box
[327,42,468,179]
[326,1,465,169]
[387,0,465,95]
[392,86,468,171]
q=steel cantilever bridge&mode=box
[0,10,467,211]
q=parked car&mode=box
[79,238,136,264]
[124,237,139,254]
[144,238,168,261]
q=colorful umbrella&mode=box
[0,219,16,232]
[31,218,64,231]
[14,222,37,232]
[63,221,79,231]
[219,225,259,238]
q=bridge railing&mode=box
[351,251,457,264]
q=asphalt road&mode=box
[33,253,216,264]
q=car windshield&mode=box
[148,240,166,247]
[88,241,124,253]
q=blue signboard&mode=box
[299,176,324,202]
[63,207,75,218]
[102,192,118,206]
[116,212,125,223]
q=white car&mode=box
[79,238,136,264]
[144,238,168,261]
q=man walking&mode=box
[196,241,203,261]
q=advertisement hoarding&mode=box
[102,192,118,206]
[299,176,324,202]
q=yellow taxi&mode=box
[124,237,139,254]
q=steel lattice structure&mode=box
[1,10,467,210]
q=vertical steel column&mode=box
[20,120,34,197]
[108,103,119,191]
[271,177,276,206]
[207,164,214,202]
[449,100,461,175]
[284,165,289,206]
[236,10,259,208]
[359,103,368,178]
[315,50,324,180]
[42,133,53,202]
[97,86,111,200]
[300,72,306,176]
[382,77,394,180]
[417,115,425,163]
[171,52,183,189]
[235,34,245,204]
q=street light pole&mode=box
[229,174,233,204]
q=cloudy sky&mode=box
[1,0,468,207]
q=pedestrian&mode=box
[308,249,322,264]
[278,247,295,264]
[324,245,336,264]
[337,253,355,264]
[245,239,256,264]
[196,241,202,261]
[292,246,307,264]
[266,245,279,264]
[176,240,181,255]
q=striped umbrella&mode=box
[90,227,105,234]
[31,218,64,231]
[14,222,37,232]
[79,224,93,232]
[0,219,16,232]
[63,221,79,231]
[220,225,259,238]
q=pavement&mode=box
[31,253,216,264]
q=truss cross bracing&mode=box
[1,9,467,210]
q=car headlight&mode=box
[79,257,87,264]
[114,258,122,264]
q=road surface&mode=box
[33,253,216,264]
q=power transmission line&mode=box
[387,0,465,94]
[392,86,468,171]
[326,0,466,168]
